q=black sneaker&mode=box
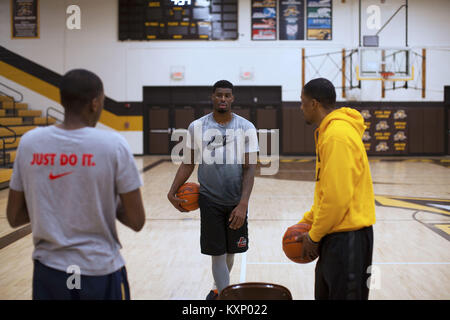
[206,289,218,300]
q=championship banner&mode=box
[251,0,277,40]
[360,108,408,155]
[11,0,39,39]
[279,0,305,40]
[306,0,331,40]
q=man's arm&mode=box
[307,138,358,242]
[167,149,196,212]
[117,188,146,232]
[6,189,30,228]
[229,152,257,230]
[299,207,315,225]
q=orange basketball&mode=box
[282,223,313,264]
[176,182,200,211]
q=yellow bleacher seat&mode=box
[8,151,16,163]
[0,117,23,126]
[0,96,13,102]
[0,137,20,149]
[1,101,28,110]
[0,168,13,184]
[0,125,36,137]
[33,117,56,125]
[17,110,42,117]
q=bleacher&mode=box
[0,95,57,188]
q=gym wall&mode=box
[0,0,449,154]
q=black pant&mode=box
[315,226,374,300]
[33,260,130,300]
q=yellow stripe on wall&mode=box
[0,61,142,131]
[0,61,60,102]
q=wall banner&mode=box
[11,0,39,39]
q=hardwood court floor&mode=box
[0,156,449,299]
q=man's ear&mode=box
[90,96,100,113]
[230,94,235,104]
[312,98,320,110]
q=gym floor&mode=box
[0,156,449,299]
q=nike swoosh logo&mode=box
[49,171,73,180]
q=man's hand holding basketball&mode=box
[167,192,189,213]
[299,233,319,261]
[229,203,247,230]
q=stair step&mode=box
[0,110,6,117]
[0,117,23,126]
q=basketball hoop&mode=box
[380,71,395,80]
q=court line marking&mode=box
[0,224,31,250]
[140,159,168,173]
[246,262,450,265]
[413,211,450,241]
[240,252,247,282]
[240,204,250,282]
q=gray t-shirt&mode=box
[10,126,142,276]
[187,113,259,206]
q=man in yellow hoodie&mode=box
[297,78,376,300]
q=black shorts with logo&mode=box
[199,193,249,256]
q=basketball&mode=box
[282,223,313,264]
[176,182,200,211]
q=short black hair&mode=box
[303,78,336,109]
[59,69,103,112]
[212,80,233,93]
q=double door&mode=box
[147,105,197,155]
[146,105,279,155]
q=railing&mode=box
[46,107,64,125]
[0,82,23,116]
[0,124,17,168]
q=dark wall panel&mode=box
[257,108,277,129]
[282,101,445,155]
[282,102,316,155]
[407,108,423,153]
[423,108,440,153]
[447,107,450,155]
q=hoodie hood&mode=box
[319,107,366,138]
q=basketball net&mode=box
[380,71,395,80]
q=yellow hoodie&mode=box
[299,107,376,242]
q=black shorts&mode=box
[199,193,249,255]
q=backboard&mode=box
[356,47,413,81]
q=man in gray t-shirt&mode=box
[168,80,258,300]
[7,69,145,300]
[188,112,259,206]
